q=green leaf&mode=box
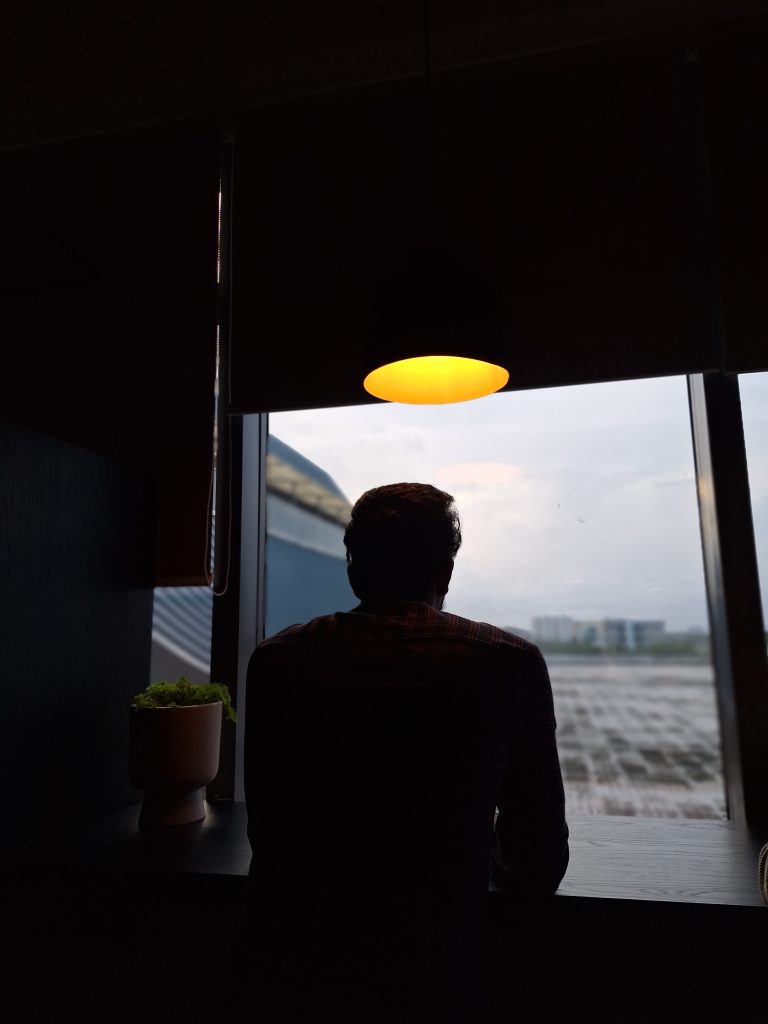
[132,677,237,723]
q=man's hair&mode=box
[344,482,462,600]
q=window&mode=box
[739,371,768,640]
[265,376,724,820]
[150,586,213,684]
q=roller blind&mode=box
[228,48,728,414]
[703,36,768,374]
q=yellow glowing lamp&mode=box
[365,245,509,406]
[364,355,509,405]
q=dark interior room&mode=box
[2,2,767,1020]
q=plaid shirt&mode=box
[245,600,569,900]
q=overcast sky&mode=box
[269,373,768,634]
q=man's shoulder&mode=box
[247,608,548,700]
[256,611,348,647]
[435,609,538,652]
[255,606,541,653]
[431,613,549,676]
[250,606,545,678]
[254,609,383,656]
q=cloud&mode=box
[434,462,524,488]
[266,372,768,631]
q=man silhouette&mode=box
[243,482,568,1021]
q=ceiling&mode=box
[2,1,766,151]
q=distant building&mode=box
[573,619,599,646]
[531,615,577,644]
[264,435,353,637]
[532,615,666,651]
[502,625,532,641]
[626,619,665,650]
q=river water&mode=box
[546,657,726,819]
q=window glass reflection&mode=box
[150,586,213,684]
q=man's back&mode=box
[243,599,568,1020]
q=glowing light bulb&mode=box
[363,355,509,404]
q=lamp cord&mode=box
[423,0,432,244]
[204,325,232,598]
[206,154,234,598]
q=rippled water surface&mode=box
[547,658,725,819]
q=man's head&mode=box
[343,482,462,607]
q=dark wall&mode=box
[0,129,221,585]
[0,421,154,860]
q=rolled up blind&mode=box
[702,36,768,375]
[228,47,743,415]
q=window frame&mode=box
[687,371,768,824]
[210,370,768,824]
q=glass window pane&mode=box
[739,371,768,639]
[264,376,724,820]
[150,586,213,683]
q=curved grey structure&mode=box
[150,433,353,682]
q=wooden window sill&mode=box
[14,802,767,910]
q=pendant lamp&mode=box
[365,243,509,404]
[363,1,510,405]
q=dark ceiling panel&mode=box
[1,2,761,151]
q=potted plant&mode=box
[129,676,237,827]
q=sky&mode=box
[268,373,768,634]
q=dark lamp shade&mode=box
[364,244,509,404]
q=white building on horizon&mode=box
[532,615,666,651]
[530,615,578,644]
